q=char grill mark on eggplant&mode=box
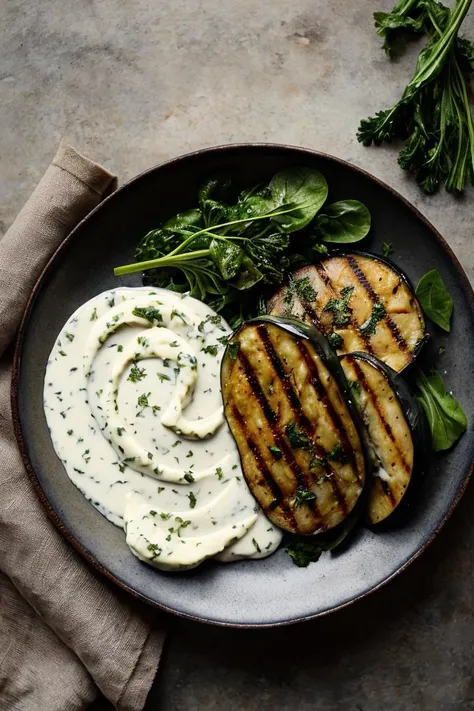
[345,255,409,354]
[340,353,416,524]
[293,338,361,483]
[231,406,298,527]
[222,320,365,535]
[314,262,376,357]
[268,254,425,373]
[235,348,323,521]
[255,325,348,515]
[350,358,412,476]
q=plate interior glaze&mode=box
[13,144,474,627]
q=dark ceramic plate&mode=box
[13,144,474,627]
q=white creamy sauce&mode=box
[44,287,282,570]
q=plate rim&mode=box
[11,142,474,628]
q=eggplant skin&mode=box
[268,253,425,373]
[340,353,415,524]
[221,318,365,535]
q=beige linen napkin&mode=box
[0,144,166,711]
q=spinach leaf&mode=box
[114,167,371,326]
[269,167,328,233]
[244,232,290,283]
[202,199,229,228]
[231,256,263,290]
[164,209,202,231]
[236,186,277,221]
[313,200,371,243]
[285,538,324,567]
[199,176,231,204]
[285,499,362,567]
[209,239,243,280]
[415,269,453,331]
[416,369,467,451]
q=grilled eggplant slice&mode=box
[340,352,426,524]
[221,316,366,535]
[268,252,425,373]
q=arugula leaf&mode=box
[313,200,371,244]
[416,368,467,451]
[415,269,453,331]
[382,241,393,258]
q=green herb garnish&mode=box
[292,486,317,507]
[227,342,240,361]
[285,423,312,450]
[328,332,343,350]
[201,344,218,356]
[137,392,150,408]
[133,306,163,323]
[360,302,386,337]
[284,276,317,304]
[268,445,283,459]
[128,363,146,382]
[323,286,354,326]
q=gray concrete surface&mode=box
[2,0,474,709]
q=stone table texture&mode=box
[2,0,474,709]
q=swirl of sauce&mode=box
[44,287,282,570]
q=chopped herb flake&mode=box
[133,306,163,323]
[201,344,218,356]
[128,363,146,382]
[293,486,317,507]
[268,445,282,459]
[360,303,386,337]
[323,286,354,326]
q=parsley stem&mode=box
[114,249,211,276]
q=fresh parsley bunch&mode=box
[358,0,474,194]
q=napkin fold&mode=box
[0,144,166,711]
